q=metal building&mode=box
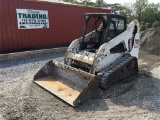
[0,0,111,53]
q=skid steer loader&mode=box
[33,13,140,106]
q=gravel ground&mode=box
[0,51,160,120]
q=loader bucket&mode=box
[33,60,99,106]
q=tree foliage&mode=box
[60,0,160,28]
[106,3,133,20]
[141,3,158,27]
[152,21,159,28]
[94,0,105,7]
[133,0,148,23]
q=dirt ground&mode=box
[0,29,160,120]
[0,51,160,120]
[141,28,160,56]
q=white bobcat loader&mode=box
[33,13,140,107]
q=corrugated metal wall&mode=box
[0,0,111,53]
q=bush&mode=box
[140,24,146,31]
[152,21,159,28]
[140,23,149,31]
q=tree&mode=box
[80,0,95,6]
[105,3,134,22]
[152,21,159,28]
[62,0,77,3]
[141,3,158,26]
[94,0,105,8]
[134,0,148,23]
[155,3,160,23]
[61,0,95,6]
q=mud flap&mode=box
[33,60,99,107]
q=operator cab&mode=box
[80,13,127,53]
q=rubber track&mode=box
[100,54,132,74]
[99,54,138,89]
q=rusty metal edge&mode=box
[0,47,68,61]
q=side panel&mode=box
[0,0,3,51]
[92,20,140,72]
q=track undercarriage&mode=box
[98,54,138,89]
